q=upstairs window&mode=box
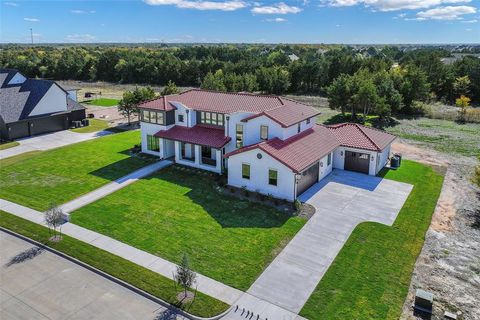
[199,111,225,127]
[268,169,278,186]
[306,118,311,124]
[141,109,164,125]
[178,114,184,123]
[297,123,301,133]
[236,124,244,148]
[260,125,268,140]
[242,163,250,179]
[327,153,332,166]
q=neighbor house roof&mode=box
[138,89,318,127]
[155,124,231,149]
[326,123,396,152]
[225,125,340,173]
[225,123,395,173]
[0,68,85,124]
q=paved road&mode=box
[226,170,413,319]
[0,231,186,320]
[0,130,112,159]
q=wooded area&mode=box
[1,45,478,117]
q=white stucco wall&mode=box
[140,121,174,157]
[282,118,315,140]
[28,84,67,117]
[333,146,378,176]
[376,145,391,174]
[8,72,26,85]
[227,148,295,201]
[243,115,284,146]
[318,152,333,181]
[170,102,195,127]
[223,112,253,153]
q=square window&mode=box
[178,114,184,123]
[242,163,250,179]
[269,169,278,186]
[306,118,311,124]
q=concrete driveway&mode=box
[239,169,413,318]
[0,231,185,320]
[0,130,112,159]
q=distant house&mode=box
[288,53,299,62]
[138,89,396,201]
[0,68,86,140]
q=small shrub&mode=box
[294,199,303,211]
[229,187,235,193]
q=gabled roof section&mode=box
[137,89,318,126]
[155,124,231,149]
[326,123,396,152]
[225,125,340,173]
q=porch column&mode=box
[215,149,222,173]
[159,138,164,159]
[174,141,181,162]
[194,145,201,165]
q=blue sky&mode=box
[1,0,479,43]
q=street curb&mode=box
[0,227,232,320]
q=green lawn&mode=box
[83,98,119,107]
[71,166,305,290]
[0,131,153,211]
[300,160,445,320]
[0,211,228,317]
[0,141,20,150]
[70,119,109,133]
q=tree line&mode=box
[1,44,478,117]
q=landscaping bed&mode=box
[300,160,445,320]
[0,211,228,317]
[0,130,153,211]
[70,165,306,290]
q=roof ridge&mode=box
[353,123,381,151]
[280,96,312,107]
[188,88,282,100]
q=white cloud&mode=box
[252,2,302,14]
[265,17,288,22]
[324,0,472,11]
[461,18,478,22]
[416,5,476,20]
[65,34,96,42]
[71,9,96,14]
[144,0,247,11]
[4,2,18,6]
[24,17,39,22]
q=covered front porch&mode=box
[155,124,231,174]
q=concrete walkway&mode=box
[0,129,112,159]
[228,170,413,319]
[0,198,243,306]
[60,160,173,214]
[1,231,187,320]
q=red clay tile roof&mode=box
[138,89,318,127]
[154,124,231,149]
[326,123,396,152]
[225,125,340,173]
[225,123,395,172]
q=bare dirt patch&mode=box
[394,140,480,320]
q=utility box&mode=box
[414,289,434,314]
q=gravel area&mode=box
[393,140,480,320]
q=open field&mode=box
[300,160,445,319]
[83,98,120,107]
[0,211,229,317]
[70,165,305,290]
[0,131,153,211]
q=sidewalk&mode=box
[0,198,243,305]
[60,160,173,214]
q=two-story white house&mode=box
[138,89,395,201]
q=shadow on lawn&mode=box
[143,166,292,229]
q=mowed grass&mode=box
[71,166,305,290]
[0,211,228,317]
[70,119,109,133]
[0,131,153,211]
[300,160,444,320]
[83,98,119,107]
[0,141,20,150]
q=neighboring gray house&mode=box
[0,68,86,140]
